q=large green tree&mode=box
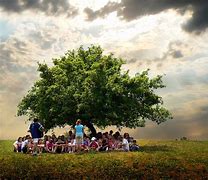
[17,45,172,136]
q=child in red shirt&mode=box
[89,137,99,151]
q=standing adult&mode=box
[28,118,44,155]
[74,119,84,152]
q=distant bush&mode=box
[180,137,188,141]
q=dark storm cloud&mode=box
[84,0,208,34]
[0,0,78,17]
[182,2,208,34]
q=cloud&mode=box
[0,39,33,71]
[1,1,208,140]
[84,2,121,21]
[0,0,78,17]
[122,40,185,72]
[84,0,208,34]
[0,17,85,98]
[157,41,184,61]
[0,39,37,96]
[183,3,208,34]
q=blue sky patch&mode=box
[0,20,15,42]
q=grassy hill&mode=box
[0,140,208,179]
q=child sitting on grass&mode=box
[13,137,22,152]
[21,135,31,153]
[130,140,139,151]
[67,134,76,153]
[82,136,90,152]
[89,137,99,151]
[54,136,65,153]
[45,137,54,153]
[99,139,108,152]
[37,139,45,153]
[108,137,116,151]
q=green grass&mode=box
[0,140,208,179]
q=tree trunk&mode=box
[84,120,97,137]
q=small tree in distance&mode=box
[17,45,172,136]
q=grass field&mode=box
[0,140,208,179]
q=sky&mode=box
[0,0,208,140]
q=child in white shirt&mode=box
[122,133,129,151]
[13,137,22,152]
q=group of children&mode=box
[13,130,139,154]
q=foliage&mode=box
[0,140,208,179]
[17,45,172,131]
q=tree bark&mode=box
[83,120,97,137]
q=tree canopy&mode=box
[17,45,172,135]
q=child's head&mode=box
[115,131,120,136]
[38,139,43,144]
[68,130,72,136]
[17,137,22,142]
[102,139,107,144]
[133,140,137,144]
[26,135,30,139]
[123,133,127,138]
[123,133,129,139]
[61,135,65,141]
[104,132,108,138]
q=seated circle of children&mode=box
[13,131,139,154]
[13,119,139,155]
